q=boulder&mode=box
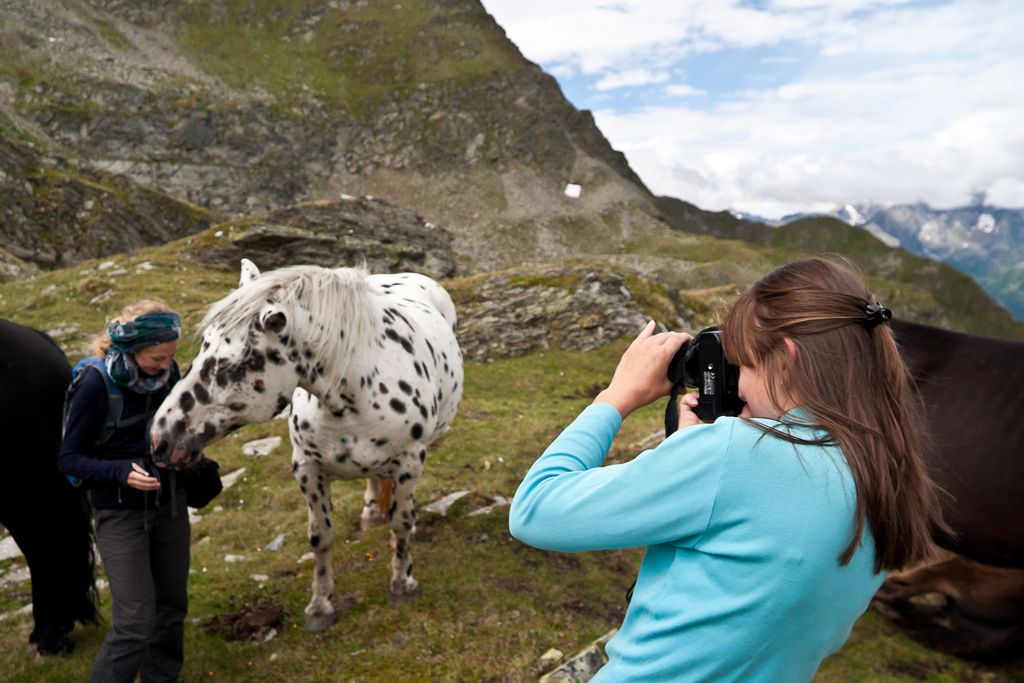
[200,199,456,280]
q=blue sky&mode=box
[481,0,1024,219]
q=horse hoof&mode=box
[387,589,419,606]
[304,611,336,633]
[34,635,74,656]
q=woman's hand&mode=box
[126,462,160,491]
[594,321,691,420]
[678,390,704,430]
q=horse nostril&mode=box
[153,440,169,459]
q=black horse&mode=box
[892,318,1024,569]
[0,319,97,654]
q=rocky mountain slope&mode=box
[0,0,1022,339]
[0,129,217,270]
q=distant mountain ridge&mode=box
[736,201,1024,320]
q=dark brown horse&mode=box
[873,319,1024,660]
[891,318,1024,569]
[0,319,97,653]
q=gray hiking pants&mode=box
[90,503,190,683]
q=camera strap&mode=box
[664,356,686,438]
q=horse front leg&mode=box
[294,455,336,632]
[387,460,423,597]
[360,478,387,530]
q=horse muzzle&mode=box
[151,422,216,470]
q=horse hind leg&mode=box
[294,456,337,632]
[360,478,388,530]
[386,459,422,599]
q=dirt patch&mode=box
[329,590,365,616]
[558,597,627,623]
[489,575,532,594]
[412,513,446,543]
[203,596,286,642]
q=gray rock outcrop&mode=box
[452,263,650,362]
[201,198,456,279]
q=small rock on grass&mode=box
[540,629,618,683]
[467,494,513,517]
[421,490,470,516]
[221,468,246,488]
[242,436,281,457]
[264,533,287,552]
[0,535,23,561]
[297,551,315,564]
[224,554,248,563]
[530,648,565,677]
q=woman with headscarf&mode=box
[58,300,187,683]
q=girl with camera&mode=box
[58,300,188,683]
[510,258,946,682]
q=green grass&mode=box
[1,231,1023,682]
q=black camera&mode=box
[666,327,744,426]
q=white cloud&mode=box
[664,84,707,97]
[594,69,670,90]
[481,0,1024,216]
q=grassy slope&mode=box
[1,234,1023,681]
[170,0,529,116]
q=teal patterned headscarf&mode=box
[105,312,182,392]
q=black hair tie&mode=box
[865,303,892,329]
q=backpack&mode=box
[62,358,158,487]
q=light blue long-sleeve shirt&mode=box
[510,403,886,682]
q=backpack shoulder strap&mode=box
[66,358,123,447]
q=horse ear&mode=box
[262,309,288,334]
[239,258,261,287]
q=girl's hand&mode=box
[126,462,160,491]
[678,390,704,430]
[594,321,692,420]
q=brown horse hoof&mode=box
[387,589,419,606]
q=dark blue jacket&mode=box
[58,362,182,509]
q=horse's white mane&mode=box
[200,265,379,395]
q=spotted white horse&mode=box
[150,260,463,631]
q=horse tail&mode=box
[378,478,394,518]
